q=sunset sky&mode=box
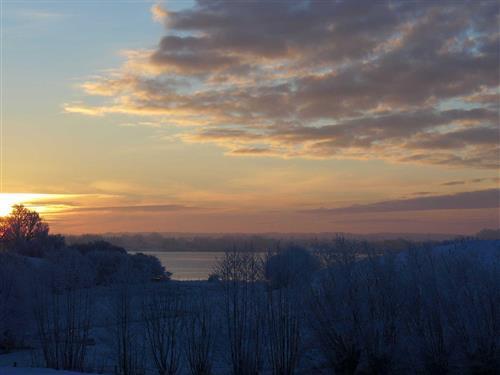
[1,0,499,234]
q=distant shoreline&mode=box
[130,249,267,253]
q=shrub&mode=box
[264,246,320,289]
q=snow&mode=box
[0,368,103,375]
[0,239,498,374]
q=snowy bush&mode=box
[264,246,320,289]
[308,240,500,373]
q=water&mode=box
[138,251,225,280]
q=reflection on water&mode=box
[137,251,225,280]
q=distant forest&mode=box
[66,229,500,253]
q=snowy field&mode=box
[0,367,94,375]
[0,239,498,374]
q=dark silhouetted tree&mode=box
[0,204,49,256]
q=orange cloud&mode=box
[151,3,168,23]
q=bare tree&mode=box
[266,286,300,375]
[33,285,93,371]
[360,252,400,374]
[107,282,145,375]
[401,248,452,374]
[439,249,499,374]
[142,285,183,375]
[0,205,49,255]
[215,250,264,375]
[185,294,214,375]
[309,260,362,375]
[0,259,15,349]
[418,298,450,374]
[0,253,25,352]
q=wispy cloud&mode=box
[441,177,500,186]
[442,181,466,186]
[74,204,203,213]
[14,9,67,21]
[301,189,500,214]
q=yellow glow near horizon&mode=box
[0,193,66,217]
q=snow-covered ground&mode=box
[0,239,498,374]
[0,367,101,375]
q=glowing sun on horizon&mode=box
[0,193,61,216]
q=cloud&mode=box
[410,192,435,196]
[16,9,67,20]
[472,177,500,184]
[228,147,276,156]
[301,189,500,214]
[441,176,500,186]
[74,204,202,213]
[442,181,465,186]
[151,4,168,23]
[66,0,499,169]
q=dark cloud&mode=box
[472,177,500,184]
[229,147,275,156]
[68,0,500,169]
[410,192,435,196]
[406,126,499,150]
[269,108,496,145]
[441,181,466,186]
[442,176,500,186]
[301,189,500,214]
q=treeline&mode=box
[66,229,500,254]
[66,232,448,254]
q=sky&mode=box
[0,0,499,234]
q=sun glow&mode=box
[0,193,68,217]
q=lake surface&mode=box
[138,251,225,280]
